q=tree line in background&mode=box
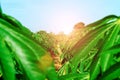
[32,22,86,70]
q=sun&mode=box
[50,10,78,35]
[62,27,73,35]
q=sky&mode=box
[1,0,120,34]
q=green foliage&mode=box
[58,15,120,80]
[0,6,120,80]
[99,62,120,80]
[0,8,58,80]
[33,31,57,52]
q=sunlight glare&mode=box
[51,10,78,35]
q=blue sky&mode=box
[1,0,120,34]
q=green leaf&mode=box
[59,72,89,80]
[1,14,32,36]
[100,24,120,72]
[104,43,120,55]
[86,15,118,29]
[90,56,101,80]
[99,62,120,80]
[0,37,16,80]
[0,66,2,78]
[70,21,116,71]
[46,67,59,80]
[0,20,45,80]
[0,17,58,80]
[0,5,2,17]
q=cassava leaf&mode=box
[59,72,89,80]
[90,56,101,80]
[1,14,32,36]
[0,5,2,17]
[100,23,120,72]
[70,22,116,71]
[104,43,120,55]
[0,16,58,80]
[0,37,16,80]
[99,62,120,80]
[0,19,46,80]
[86,15,118,28]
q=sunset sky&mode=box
[1,0,120,34]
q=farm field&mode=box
[0,6,120,80]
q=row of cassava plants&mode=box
[0,6,120,80]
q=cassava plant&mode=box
[0,7,58,80]
[58,15,120,80]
